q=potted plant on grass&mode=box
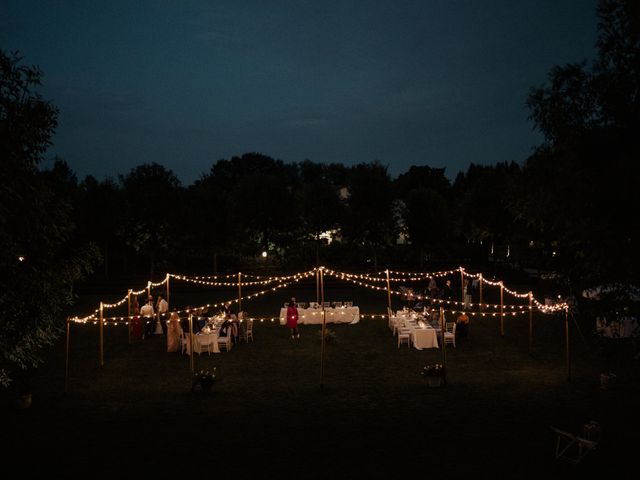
[192,367,216,393]
[422,363,446,387]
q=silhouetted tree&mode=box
[0,50,97,392]
[295,163,345,266]
[119,163,182,280]
[341,162,397,271]
[519,0,639,285]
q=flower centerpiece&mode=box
[317,328,337,342]
[422,363,445,387]
[192,367,216,392]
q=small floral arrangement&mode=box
[193,367,216,391]
[422,363,445,377]
[317,328,337,342]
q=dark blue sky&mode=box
[3,0,598,184]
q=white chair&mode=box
[217,330,232,352]
[323,302,331,308]
[244,319,254,342]
[444,322,456,348]
[333,301,343,307]
[551,427,597,464]
[398,323,411,348]
[195,334,214,355]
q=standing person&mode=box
[131,306,143,342]
[140,297,155,339]
[456,310,470,339]
[428,277,438,304]
[156,294,169,334]
[444,280,452,301]
[166,312,182,353]
[286,297,300,339]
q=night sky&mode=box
[3,0,597,184]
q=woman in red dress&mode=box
[286,297,300,339]
[131,306,143,342]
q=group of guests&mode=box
[129,297,241,353]
[129,294,169,341]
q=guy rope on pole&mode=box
[385,269,392,311]
[99,302,104,367]
[238,272,242,314]
[320,266,326,390]
[166,273,170,308]
[528,291,533,355]
[440,307,447,386]
[189,313,194,374]
[479,273,483,312]
[565,307,571,383]
[500,282,504,337]
[65,316,70,394]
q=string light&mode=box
[70,266,567,323]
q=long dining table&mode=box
[279,306,360,325]
[393,310,440,350]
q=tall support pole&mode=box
[528,292,533,355]
[499,282,504,337]
[64,317,70,394]
[440,307,447,386]
[99,302,104,367]
[479,273,483,311]
[166,273,170,308]
[316,268,320,305]
[459,267,465,304]
[127,289,132,345]
[565,308,571,383]
[189,313,194,374]
[147,281,151,301]
[385,269,392,313]
[238,272,242,314]
[320,267,326,389]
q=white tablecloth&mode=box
[411,327,439,350]
[279,306,360,325]
[185,332,220,354]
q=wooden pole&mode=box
[127,289,132,345]
[238,272,242,314]
[99,302,104,367]
[459,267,465,304]
[385,269,392,312]
[166,273,170,308]
[316,268,320,305]
[479,273,483,311]
[320,267,326,389]
[64,317,70,394]
[440,307,447,386]
[147,281,151,301]
[189,313,194,373]
[500,282,504,337]
[565,308,571,383]
[528,292,533,355]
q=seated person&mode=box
[456,310,470,338]
[218,315,233,338]
[180,315,190,334]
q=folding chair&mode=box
[551,427,597,464]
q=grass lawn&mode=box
[3,280,640,478]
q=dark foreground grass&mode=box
[3,289,640,479]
